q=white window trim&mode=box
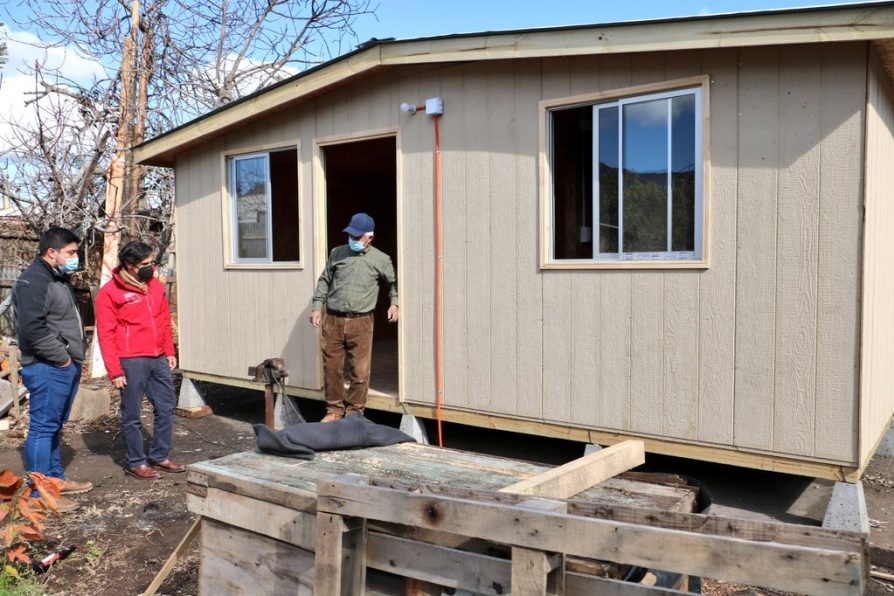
[221,142,303,270]
[539,75,710,270]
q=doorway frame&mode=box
[312,127,404,401]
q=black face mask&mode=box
[137,265,154,281]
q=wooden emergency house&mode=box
[135,2,894,481]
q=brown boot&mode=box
[60,479,93,494]
[126,464,160,480]
[54,496,81,513]
[320,412,343,423]
[148,459,186,473]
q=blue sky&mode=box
[348,1,873,42]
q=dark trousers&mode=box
[120,355,176,468]
[21,361,81,479]
[321,313,374,415]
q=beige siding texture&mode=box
[174,42,870,466]
[860,46,894,468]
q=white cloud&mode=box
[0,26,107,152]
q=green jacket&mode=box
[312,244,398,313]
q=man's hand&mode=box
[55,358,72,368]
[112,375,127,389]
[387,305,399,323]
[167,356,177,370]
[309,310,322,327]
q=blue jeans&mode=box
[120,356,176,468]
[21,361,81,479]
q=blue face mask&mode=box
[60,257,79,273]
[348,238,366,253]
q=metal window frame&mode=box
[227,152,274,263]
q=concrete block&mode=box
[876,419,894,457]
[178,377,206,408]
[822,481,869,534]
[399,414,429,444]
[69,386,111,421]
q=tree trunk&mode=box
[91,0,140,378]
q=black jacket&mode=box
[13,258,86,366]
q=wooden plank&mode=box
[499,440,645,498]
[188,466,317,512]
[814,42,864,463]
[773,44,821,457]
[733,45,779,451]
[314,512,366,596]
[187,487,317,550]
[143,517,200,596]
[368,531,686,596]
[317,479,864,596]
[698,48,737,446]
[511,547,561,595]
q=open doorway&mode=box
[322,136,398,398]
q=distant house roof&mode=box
[136,1,894,167]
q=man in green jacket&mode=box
[310,213,398,422]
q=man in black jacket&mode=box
[13,227,93,512]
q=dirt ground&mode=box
[2,376,894,595]
[0,376,264,595]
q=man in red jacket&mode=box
[95,241,185,479]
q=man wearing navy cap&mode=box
[309,213,398,422]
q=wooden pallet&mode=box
[186,441,867,595]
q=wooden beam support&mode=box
[317,479,864,596]
[500,440,645,498]
[314,512,367,596]
[142,518,201,596]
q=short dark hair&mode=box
[118,241,153,266]
[38,227,80,256]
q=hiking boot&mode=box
[54,496,81,513]
[320,412,343,423]
[60,479,93,494]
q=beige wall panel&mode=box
[567,56,602,428]
[459,62,493,412]
[439,64,469,411]
[173,151,203,372]
[773,45,821,457]
[663,51,703,440]
[628,53,667,437]
[595,53,633,432]
[861,49,894,465]
[487,61,520,417]
[417,70,440,403]
[734,46,780,451]
[814,43,864,463]
[698,49,738,445]
[542,57,574,423]
[514,60,545,419]
[396,69,426,404]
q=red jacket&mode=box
[95,268,175,379]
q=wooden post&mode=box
[314,513,367,596]
[510,498,567,595]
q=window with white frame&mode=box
[549,86,703,263]
[227,147,299,263]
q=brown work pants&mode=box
[321,313,374,416]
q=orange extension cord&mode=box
[433,114,444,448]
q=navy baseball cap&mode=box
[343,213,375,236]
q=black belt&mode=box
[327,309,374,318]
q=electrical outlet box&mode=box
[425,97,444,115]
